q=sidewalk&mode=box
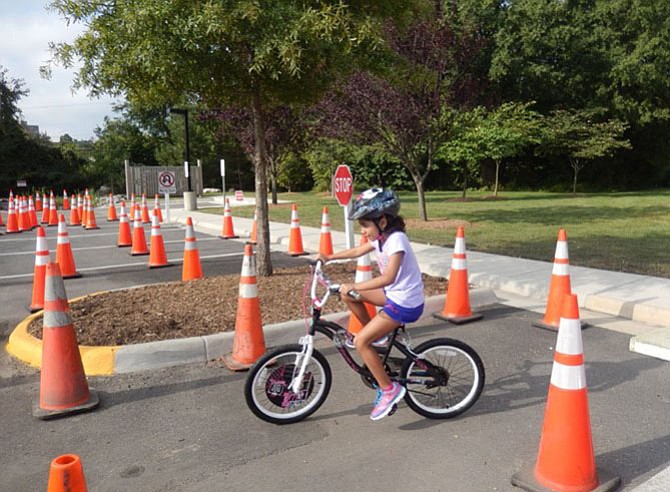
[172,205,670,362]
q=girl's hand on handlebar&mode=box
[316,253,331,265]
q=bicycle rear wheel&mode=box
[245,344,332,425]
[400,338,484,419]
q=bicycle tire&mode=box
[400,338,484,419]
[245,344,332,425]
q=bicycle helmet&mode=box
[348,188,400,221]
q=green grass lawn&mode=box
[202,190,670,278]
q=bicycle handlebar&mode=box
[310,259,362,308]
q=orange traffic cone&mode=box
[62,189,70,210]
[85,196,100,230]
[33,262,99,419]
[348,235,377,334]
[30,226,50,312]
[28,195,38,228]
[19,197,31,231]
[48,193,59,226]
[140,194,150,223]
[319,206,334,256]
[69,195,81,226]
[434,226,482,324]
[222,243,265,371]
[107,194,118,221]
[182,217,204,281]
[76,193,83,223]
[154,194,163,222]
[41,194,50,224]
[287,204,308,256]
[532,229,586,331]
[130,206,149,255]
[81,195,89,228]
[148,210,171,268]
[249,209,258,245]
[6,198,20,233]
[511,294,620,492]
[219,198,238,239]
[56,214,81,279]
[35,191,42,212]
[117,201,132,247]
[46,454,89,492]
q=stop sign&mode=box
[333,165,354,206]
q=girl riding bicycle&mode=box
[317,188,424,420]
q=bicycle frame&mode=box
[289,262,427,393]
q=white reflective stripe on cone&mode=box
[151,216,161,236]
[239,283,258,298]
[241,261,256,278]
[451,258,467,270]
[550,362,586,390]
[454,237,466,254]
[556,318,583,355]
[555,240,569,260]
[552,262,569,276]
[184,239,197,251]
[35,252,50,266]
[44,310,72,329]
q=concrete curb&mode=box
[5,289,497,375]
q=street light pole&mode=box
[168,107,192,192]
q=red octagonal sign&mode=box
[333,165,354,206]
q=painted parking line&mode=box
[0,251,244,280]
[0,237,221,257]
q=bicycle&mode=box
[244,260,485,424]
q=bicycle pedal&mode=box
[388,404,398,416]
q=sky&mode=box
[0,1,121,142]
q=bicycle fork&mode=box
[289,334,314,394]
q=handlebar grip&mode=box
[348,290,363,301]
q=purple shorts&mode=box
[382,298,424,324]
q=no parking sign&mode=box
[158,171,176,194]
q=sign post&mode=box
[158,171,177,223]
[333,165,355,249]
[220,159,226,210]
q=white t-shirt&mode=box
[371,231,424,309]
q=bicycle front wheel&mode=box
[245,344,332,425]
[400,338,484,419]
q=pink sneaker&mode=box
[370,382,406,420]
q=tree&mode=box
[46,0,409,276]
[317,6,489,220]
[471,102,542,196]
[539,109,631,194]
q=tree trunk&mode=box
[271,176,278,204]
[493,160,500,197]
[462,164,468,199]
[571,159,580,195]
[412,174,428,221]
[251,86,273,276]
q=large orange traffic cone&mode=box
[35,191,42,212]
[33,262,99,419]
[219,198,239,239]
[154,194,163,222]
[48,193,59,227]
[148,210,171,268]
[287,204,308,256]
[46,454,88,492]
[140,194,151,223]
[319,206,334,256]
[222,243,265,371]
[117,201,132,247]
[249,209,258,245]
[348,236,377,334]
[511,294,620,492]
[130,206,149,255]
[85,196,99,230]
[28,195,38,228]
[6,198,20,233]
[56,214,81,279]
[62,190,70,210]
[182,217,203,281]
[434,226,482,324]
[69,195,81,226]
[532,229,587,331]
[107,194,118,221]
[30,226,50,312]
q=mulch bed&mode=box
[27,263,447,346]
